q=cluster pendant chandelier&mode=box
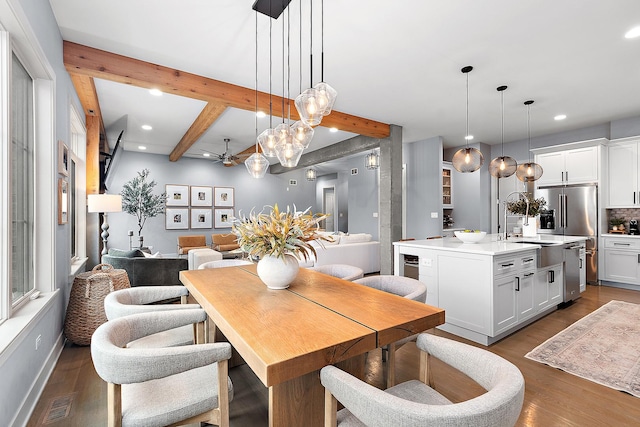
[515,100,543,182]
[252,0,337,177]
[489,85,517,178]
[452,66,484,173]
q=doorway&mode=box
[323,187,336,232]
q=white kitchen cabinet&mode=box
[535,264,563,312]
[607,139,640,207]
[602,237,640,285]
[492,252,537,336]
[535,146,599,186]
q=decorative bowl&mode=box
[454,230,487,243]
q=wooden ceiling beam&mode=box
[69,73,108,151]
[169,102,228,162]
[63,41,391,140]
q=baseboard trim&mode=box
[12,333,65,427]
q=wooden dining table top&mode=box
[180,265,445,387]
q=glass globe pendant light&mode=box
[290,119,314,148]
[247,10,269,178]
[452,66,484,173]
[516,100,544,182]
[275,132,304,167]
[306,167,317,181]
[489,85,517,178]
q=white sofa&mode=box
[299,233,381,274]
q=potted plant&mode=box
[120,169,166,247]
[232,204,329,289]
[506,193,546,237]
[610,217,626,231]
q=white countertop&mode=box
[601,233,640,238]
[394,234,587,256]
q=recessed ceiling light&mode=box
[465,135,474,141]
[203,153,210,157]
[554,114,567,121]
[256,111,266,118]
[141,124,152,130]
[138,145,147,150]
[149,88,163,96]
[329,127,338,133]
[625,26,640,39]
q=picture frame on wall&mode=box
[58,178,68,225]
[214,187,234,207]
[165,208,189,229]
[166,184,189,206]
[214,208,234,228]
[190,208,212,229]
[190,185,213,207]
[58,140,69,177]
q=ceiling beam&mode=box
[69,73,108,151]
[63,41,391,140]
[269,134,381,174]
[169,102,228,162]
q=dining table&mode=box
[179,264,445,427]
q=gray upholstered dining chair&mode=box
[309,264,365,281]
[354,275,427,386]
[91,309,234,427]
[321,333,525,427]
[198,259,253,269]
[104,286,201,348]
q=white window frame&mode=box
[0,11,55,327]
[69,104,87,273]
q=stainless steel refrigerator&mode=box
[535,183,598,284]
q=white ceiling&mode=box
[50,0,640,169]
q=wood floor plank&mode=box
[27,285,640,426]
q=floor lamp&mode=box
[88,194,123,256]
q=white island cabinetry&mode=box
[394,235,585,345]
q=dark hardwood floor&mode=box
[27,285,640,426]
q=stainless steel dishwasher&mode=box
[563,243,585,302]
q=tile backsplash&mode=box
[607,208,640,229]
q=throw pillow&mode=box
[142,251,163,258]
[339,233,372,244]
[108,248,146,258]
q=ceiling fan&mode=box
[206,138,250,167]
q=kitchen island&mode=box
[394,234,587,345]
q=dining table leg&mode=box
[267,353,366,427]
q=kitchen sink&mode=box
[518,240,564,267]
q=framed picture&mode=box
[57,178,68,225]
[190,185,213,207]
[190,208,212,229]
[214,187,234,207]
[214,208,234,228]
[58,140,69,176]
[166,184,189,206]
[165,208,189,229]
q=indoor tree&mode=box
[120,169,166,246]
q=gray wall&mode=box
[405,136,443,239]
[1,1,84,426]
[105,151,318,255]
[345,157,380,240]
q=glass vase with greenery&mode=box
[120,169,166,245]
[506,194,547,217]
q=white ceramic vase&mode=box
[522,216,537,237]
[256,254,299,289]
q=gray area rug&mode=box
[525,300,640,397]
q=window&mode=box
[9,52,35,306]
[69,105,87,266]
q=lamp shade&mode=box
[516,162,544,182]
[87,194,122,213]
[257,128,279,157]
[452,147,484,173]
[295,88,323,126]
[365,151,380,170]
[306,168,317,181]
[274,135,304,167]
[245,152,270,178]
[489,156,518,178]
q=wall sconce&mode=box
[306,168,317,181]
[365,151,380,170]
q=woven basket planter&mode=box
[64,264,130,346]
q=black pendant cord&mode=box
[461,66,473,148]
[281,6,285,124]
[287,5,291,123]
[268,11,273,129]
[299,0,302,95]
[309,0,313,87]
[525,100,534,162]
[320,0,324,83]
[255,10,259,153]
[498,85,507,157]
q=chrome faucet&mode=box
[503,191,530,240]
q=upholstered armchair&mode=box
[104,286,201,348]
[211,233,240,253]
[321,333,525,427]
[177,234,209,255]
[91,309,233,427]
[309,264,364,281]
